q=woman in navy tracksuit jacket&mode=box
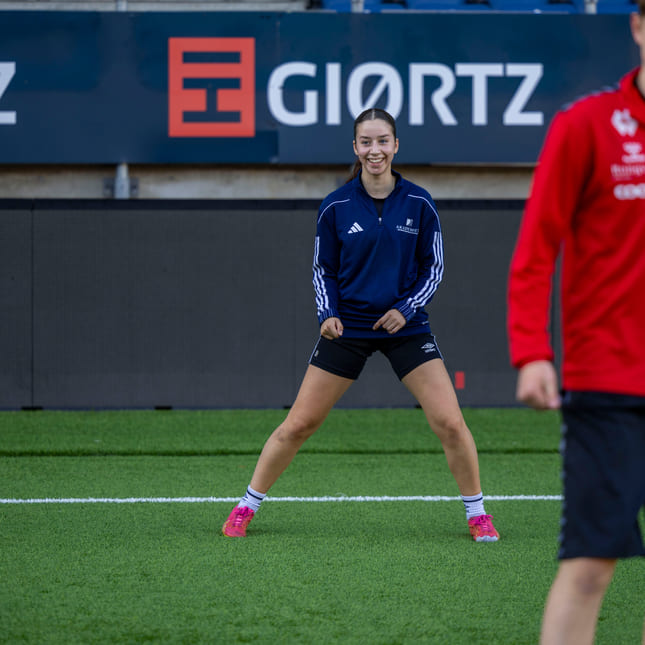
[313,168,442,339]
[223,109,499,543]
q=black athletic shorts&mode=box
[558,391,645,560]
[308,332,443,381]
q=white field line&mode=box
[0,494,562,505]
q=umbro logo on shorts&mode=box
[421,342,436,353]
[348,222,364,234]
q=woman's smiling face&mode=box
[353,118,399,179]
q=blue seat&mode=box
[317,0,353,10]
[405,0,493,9]
[364,0,408,10]
[595,0,637,12]
[546,0,585,11]
[491,0,582,11]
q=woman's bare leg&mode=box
[402,359,481,496]
[249,365,354,493]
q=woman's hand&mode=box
[373,309,406,335]
[321,317,344,340]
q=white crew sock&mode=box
[238,485,266,513]
[461,492,486,519]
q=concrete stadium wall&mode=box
[0,165,533,201]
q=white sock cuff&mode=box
[246,486,266,501]
[238,485,267,512]
[461,492,486,520]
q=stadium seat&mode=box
[405,0,493,9]
[363,0,408,10]
[491,0,582,11]
[595,0,637,12]
[316,0,353,9]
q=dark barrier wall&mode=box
[1,207,32,405]
[0,11,638,164]
[1,199,526,409]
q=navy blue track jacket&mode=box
[313,170,444,338]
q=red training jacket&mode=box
[508,68,645,396]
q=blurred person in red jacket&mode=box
[508,6,645,645]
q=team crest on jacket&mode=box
[611,109,638,137]
[396,219,419,235]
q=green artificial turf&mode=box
[0,407,561,456]
[0,408,642,644]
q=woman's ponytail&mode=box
[346,159,361,183]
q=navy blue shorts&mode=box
[559,391,645,560]
[308,332,443,381]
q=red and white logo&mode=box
[168,37,255,138]
[622,141,645,164]
[611,109,638,137]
